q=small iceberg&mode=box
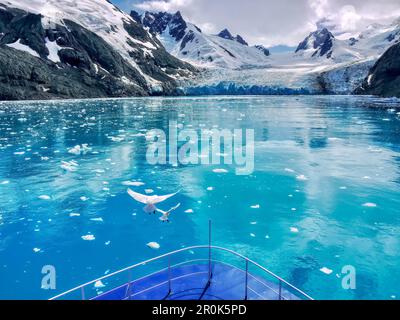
[38,195,51,200]
[250,204,260,209]
[320,267,333,275]
[69,213,80,217]
[185,209,194,213]
[296,175,308,181]
[362,202,377,208]
[122,181,145,187]
[82,235,95,241]
[213,168,228,173]
[94,280,105,288]
[290,227,299,233]
[147,242,160,250]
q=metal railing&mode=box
[50,245,313,301]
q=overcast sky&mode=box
[114,0,400,47]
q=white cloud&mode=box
[133,0,400,46]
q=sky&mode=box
[113,0,400,47]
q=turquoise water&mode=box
[1,96,400,300]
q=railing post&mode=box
[81,286,85,301]
[208,220,212,281]
[168,256,172,294]
[245,259,249,300]
[128,269,132,300]
[278,280,282,300]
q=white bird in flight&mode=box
[127,188,180,213]
[157,203,181,223]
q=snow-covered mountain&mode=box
[0,0,196,100]
[295,19,400,63]
[133,10,270,69]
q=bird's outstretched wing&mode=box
[151,190,181,204]
[127,189,149,204]
[156,208,166,214]
[167,203,181,213]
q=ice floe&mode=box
[69,213,80,217]
[147,242,160,250]
[94,280,105,288]
[38,195,51,200]
[296,175,308,181]
[250,204,260,209]
[362,202,377,208]
[82,235,95,241]
[290,227,299,233]
[320,267,333,275]
[185,209,194,213]
[122,181,145,187]
[213,169,228,173]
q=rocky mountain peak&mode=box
[141,10,188,42]
[236,34,248,46]
[295,27,335,58]
[254,45,270,56]
[217,29,249,46]
[218,28,234,40]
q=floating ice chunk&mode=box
[296,175,308,181]
[145,189,154,194]
[14,151,25,155]
[320,267,333,275]
[105,241,111,246]
[38,195,51,200]
[250,221,257,225]
[250,233,256,237]
[122,181,145,187]
[81,144,91,154]
[94,280,105,288]
[90,218,104,222]
[68,144,91,155]
[213,169,228,173]
[250,204,260,209]
[80,196,89,201]
[0,180,10,185]
[68,145,81,155]
[82,235,95,241]
[147,242,160,250]
[207,187,214,191]
[265,235,270,239]
[61,161,78,172]
[33,248,41,253]
[69,213,80,217]
[362,202,377,208]
[339,186,347,190]
[290,227,299,233]
[284,168,295,173]
[109,136,124,142]
[185,209,194,213]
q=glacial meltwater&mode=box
[1,96,400,299]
